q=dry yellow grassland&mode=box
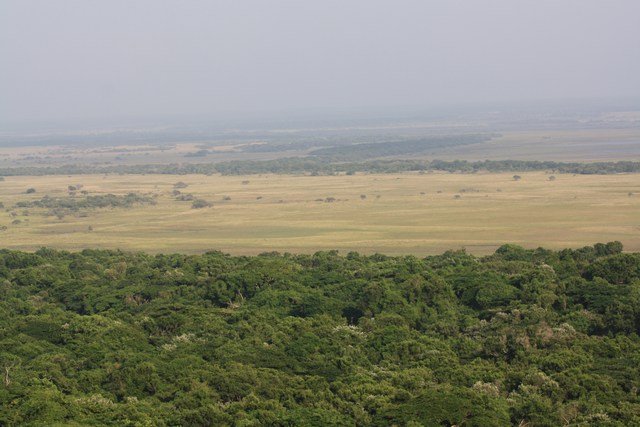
[0,171,638,255]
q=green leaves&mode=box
[0,243,639,425]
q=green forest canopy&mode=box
[1,242,640,425]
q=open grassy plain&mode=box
[0,172,639,255]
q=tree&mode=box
[0,353,20,387]
[0,243,638,424]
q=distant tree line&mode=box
[307,135,493,161]
[1,158,640,177]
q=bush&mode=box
[191,199,212,209]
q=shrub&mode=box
[192,199,212,209]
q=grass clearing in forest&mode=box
[0,171,639,255]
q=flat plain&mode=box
[1,171,639,255]
[3,125,640,167]
[435,128,640,161]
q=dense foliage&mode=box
[1,243,640,425]
[1,159,640,177]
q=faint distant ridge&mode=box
[1,158,640,176]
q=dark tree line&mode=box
[1,159,640,177]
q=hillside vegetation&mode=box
[1,243,640,425]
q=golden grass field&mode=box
[1,172,639,255]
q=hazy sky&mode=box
[1,0,639,124]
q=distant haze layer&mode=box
[1,0,640,124]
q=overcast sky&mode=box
[1,0,639,124]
